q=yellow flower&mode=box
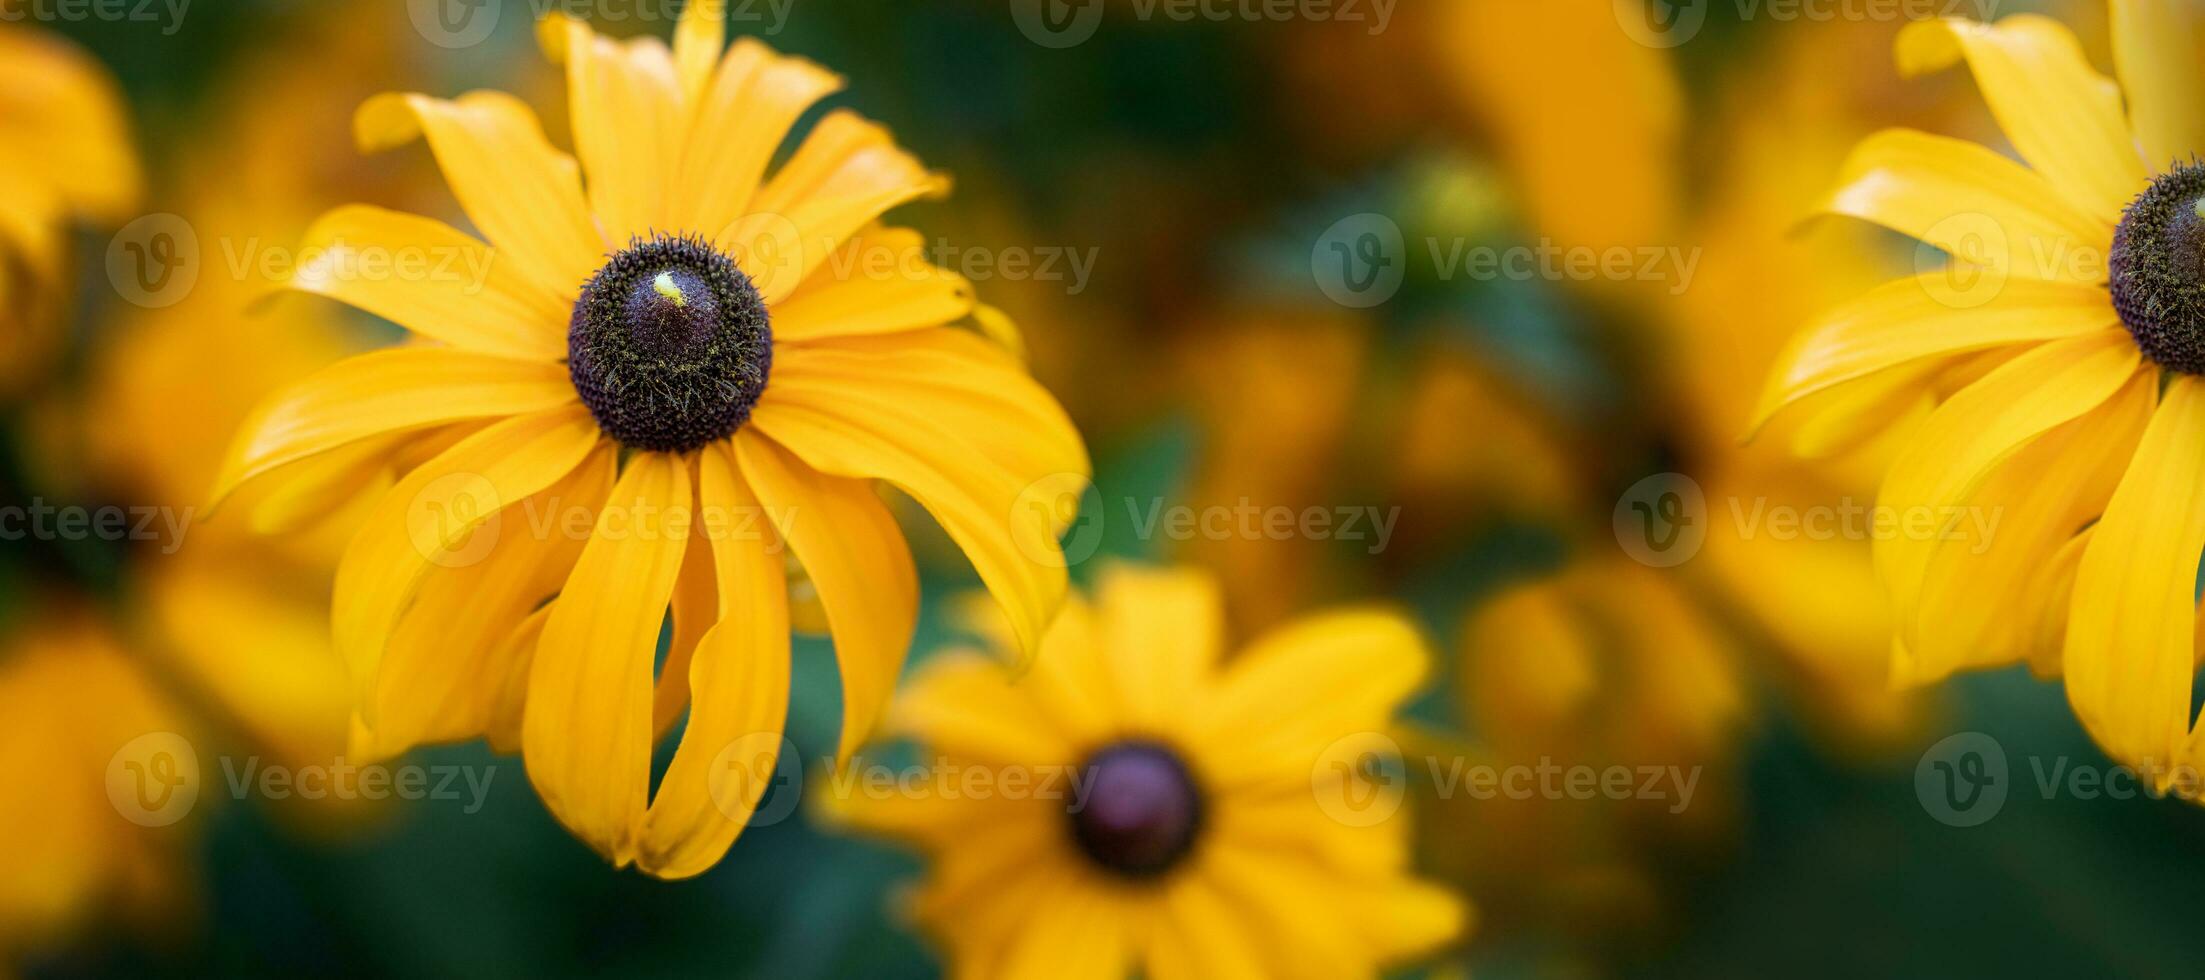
[213,1,1087,878]
[826,565,1466,979]
[0,24,139,396]
[0,613,195,960]
[1758,7,2205,783]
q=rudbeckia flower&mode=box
[825,565,1466,980]
[214,0,1087,877]
[1757,6,2205,784]
[0,24,139,395]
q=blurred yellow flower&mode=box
[1758,7,2205,786]
[828,565,1466,980]
[214,0,1087,878]
[0,24,139,396]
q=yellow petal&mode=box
[289,205,566,360]
[524,452,693,866]
[1148,877,1270,980]
[2023,528,2093,680]
[332,406,601,723]
[1900,368,2154,684]
[772,226,975,342]
[356,90,605,298]
[2111,0,2205,170]
[952,590,1118,749]
[0,27,139,222]
[1752,277,2116,435]
[675,38,842,246]
[359,444,616,760]
[213,348,578,506]
[672,0,725,104]
[1192,608,1428,786]
[883,652,1072,767]
[654,513,716,739]
[992,879,1135,980]
[1896,16,2148,218]
[636,443,792,879]
[753,345,1073,666]
[485,606,552,754]
[1821,128,2109,282]
[1094,563,1222,734]
[542,15,684,244]
[2065,376,2205,783]
[721,165,950,304]
[733,430,916,765]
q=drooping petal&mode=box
[653,513,716,738]
[1751,277,2117,435]
[1820,128,2110,282]
[636,443,792,879]
[541,15,684,245]
[771,226,975,342]
[356,90,605,298]
[525,452,693,866]
[332,407,601,721]
[212,348,578,504]
[1895,16,2149,218]
[2110,0,2205,170]
[1875,331,2140,641]
[675,38,842,245]
[358,444,616,760]
[288,205,567,361]
[2065,377,2205,784]
[733,430,917,764]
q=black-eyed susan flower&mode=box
[0,24,138,396]
[214,0,1087,878]
[825,565,1465,979]
[1757,6,2205,784]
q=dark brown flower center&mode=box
[1068,740,1204,879]
[568,234,771,452]
[2112,164,2205,374]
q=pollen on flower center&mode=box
[568,234,772,452]
[2111,164,2205,375]
[1068,740,1204,879]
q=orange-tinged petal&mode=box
[1875,332,2140,644]
[356,90,605,298]
[333,406,600,723]
[1821,128,2109,282]
[654,512,716,739]
[675,38,841,244]
[542,15,684,244]
[636,443,792,879]
[525,451,693,866]
[773,226,975,342]
[733,430,917,764]
[2023,528,2093,680]
[1752,277,2117,435]
[2066,376,2205,783]
[723,169,951,304]
[289,205,567,361]
[213,348,578,505]
[0,27,139,222]
[2111,0,2205,170]
[1896,16,2148,218]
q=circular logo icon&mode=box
[1311,732,1406,828]
[1612,0,1706,49]
[106,731,200,827]
[1915,731,2008,828]
[718,211,807,301]
[1915,212,2012,310]
[1011,0,1103,48]
[708,733,804,827]
[1312,213,1406,308]
[409,0,500,49]
[106,213,199,309]
[1011,472,1103,568]
[406,471,504,568]
[1613,472,1705,567]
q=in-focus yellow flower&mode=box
[214,0,1086,878]
[0,24,139,396]
[827,565,1466,980]
[0,612,195,961]
[1758,6,2205,784]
